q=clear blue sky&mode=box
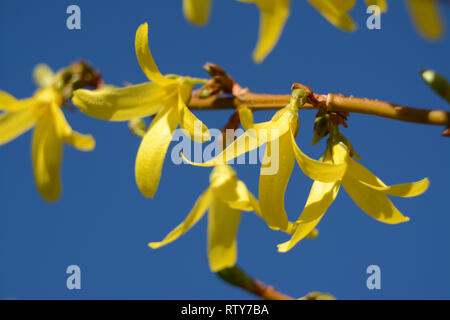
[1,0,449,299]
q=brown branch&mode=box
[189,92,450,127]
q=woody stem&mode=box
[189,92,450,127]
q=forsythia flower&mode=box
[72,23,210,198]
[183,96,346,233]
[406,0,443,40]
[0,64,95,201]
[278,138,429,252]
[149,164,260,272]
[183,0,213,26]
[237,0,290,63]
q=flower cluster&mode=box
[69,23,426,271]
[0,64,95,201]
[0,22,430,271]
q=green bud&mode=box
[312,114,330,145]
[421,70,450,104]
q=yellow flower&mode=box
[183,0,213,26]
[149,164,260,272]
[72,23,210,198]
[278,140,429,253]
[238,0,290,63]
[406,0,443,40]
[182,100,347,233]
[0,65,95,201]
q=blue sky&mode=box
[1,0,449,299]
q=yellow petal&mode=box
[0,107,37,145]
[72,83,170,121]
[238,106,254,131]
[135,105,179,198]
[182,126,263,166]
[290,127,347,182]
[334,0,356,11]
[33,64,55,88]
[252,0,290,63]
[208,197,242,272]
[342,175,410,224]
[149,188,212,249]
[182,108,290,167]
[365,0,387,12]
[63,131,95,151]
[32,111,64,202]
[278,181,340,252]
[346,157,429,197]
[0,91,37,112]
[222,180,261,214]
[0,91,18,111]
[183,0,213,26]
[307,0,357,31]
[177,86,210,143]
[259,131,294,231]
[49,103,95,151]
[406,0,443,40]
[135,23,172,85]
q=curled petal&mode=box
[223,180,261,214]
[342,175,410,224]
[252,0,290,63]
[0,108,36,145]
[290,127,347,182]
[135,23,172,85]
[50,104,95,151]
[347,157,429,197]
[135,105,179,198]
[307,0,357,31]
[182,109,290,167]
[208,197,242,272]
[182,128,264,166]
[63,131,96,151]
[278,181,340,252]
[183,0,213,26]
[72,83,169,121]
[32,111,64,202]
[259,131,294,231]
[177,86,210,143]
[149,188,212,249]
[406,0,443,40]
